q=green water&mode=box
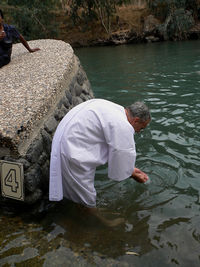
[1,41,200,266]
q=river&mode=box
[0,40,200,266]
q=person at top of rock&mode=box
[0,9,40,68]
[49,99,151,226]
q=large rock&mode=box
[143,15,161,35]
[0,39,94,205]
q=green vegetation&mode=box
[69,0,200,39]
[0,0,200,43]
[69,0,131,35]
[0,0,59,40]
[147,0,200,40]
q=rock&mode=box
[25,165,41,192]
[44,117,58,135]
[110,30,132,45]
[41,130,52,155]
[65,90,73,104]
[26,138,44,163]
[54,105,68,121]
[25,189,43,204]
[145,35,160,43]
[143,15,161,35]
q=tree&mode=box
[1,0,59,40]
[69,0,131,36]
[185,0,200,20]
[147,0,195,40]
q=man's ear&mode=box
[132,117,140,123]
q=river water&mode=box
[0,41,200,266]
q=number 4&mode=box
[4,169,19,193]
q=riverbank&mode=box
[1,2,200,48]
[57,4,200,48]
[58,4,149,47]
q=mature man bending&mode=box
[49,99,151,225]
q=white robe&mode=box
[49,99,136,207]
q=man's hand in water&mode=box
[131,167,149,183]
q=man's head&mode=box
[125,102,151,133]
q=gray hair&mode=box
[127,102,151,122]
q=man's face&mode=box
[131,117,150,133]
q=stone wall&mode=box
[0,39,94,204]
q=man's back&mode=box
[50,99,136,207]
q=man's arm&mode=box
[131,167,149,183]
[19,35,40,53]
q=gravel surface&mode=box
[0,39,74,148]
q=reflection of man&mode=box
[0,9,40,68]
[49,99,151,224]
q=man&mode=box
[0,9,40,68]
[49,99,151,225]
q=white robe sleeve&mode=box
[49,132,63,201]
[105,119,136,181]
[108,147,136,181]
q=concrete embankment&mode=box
[0,39,94,204]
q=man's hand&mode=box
[29,47,40,53]
[19,35,40,53]
[0,30,6,41]
[132,167,149,183]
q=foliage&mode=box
[0,0,59,40]
[168,9,194,40]
[69,0,131,35]
[185,0,200,19]
[147,0,196,40]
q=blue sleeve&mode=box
[9,25,20,40]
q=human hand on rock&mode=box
[29,47,40,53]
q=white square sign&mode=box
[0,160,24,201]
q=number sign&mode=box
[0,161,24,201]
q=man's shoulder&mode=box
[4,24,19,34]
[77,99,125,121]
[90,99,127,124]
[3,24,14,30]
[91,99,123,110]
[3,23,9,30]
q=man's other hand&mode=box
[132,167,149,183]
